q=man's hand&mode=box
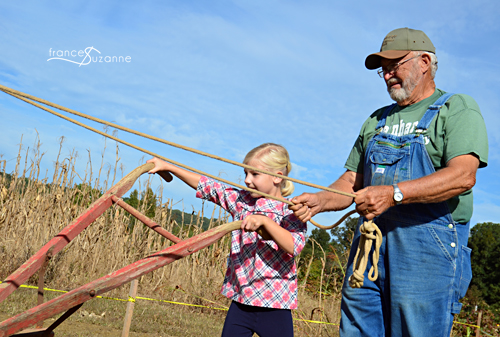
[290,193,323,223]
[354,185,394,220]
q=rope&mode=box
[0,84,354,198]
[0,83,381,281]
[0,87,351,230]
[348,220,382,288]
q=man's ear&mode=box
[421,53,432,74]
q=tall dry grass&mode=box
[0,135,342,336]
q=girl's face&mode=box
[244,159,283,199]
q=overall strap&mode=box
[375,103,397,131]
[415,93,455,133]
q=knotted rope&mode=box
[0,83,382,286]
[348,220,382,288]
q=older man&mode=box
[291,28,488,336]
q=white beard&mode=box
[387,62,421,103]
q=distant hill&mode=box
[169,209,219,231]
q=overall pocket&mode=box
[458,246,472,298]
[369,150,406,186]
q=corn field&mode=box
[0,135,344,336]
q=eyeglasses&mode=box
[377,54,421,78]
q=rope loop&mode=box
[348,220,383,288]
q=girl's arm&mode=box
[241,215,294,255]
[147,157,201,189]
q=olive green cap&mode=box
[365,27,436,69]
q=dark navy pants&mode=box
[221,301,294,337]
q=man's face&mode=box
[381,53,422,104]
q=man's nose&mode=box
[384,71,394,81]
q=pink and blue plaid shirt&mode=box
[196,176,307,309]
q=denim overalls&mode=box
[340,93,472,337]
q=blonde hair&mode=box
[243,143,294,197]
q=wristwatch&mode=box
[393,184,403,205]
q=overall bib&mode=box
[340,93,472,337]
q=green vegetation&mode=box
[454,222,500,335]
[468,222,500,309]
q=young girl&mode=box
[147,143,307,337]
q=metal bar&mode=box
[0,220,241,337]
[37,252,51,306]
[10,329,54,337]
[44,303,83,334]
[0,163,155,304]
[35,249,52,329]
[111,195,181,244]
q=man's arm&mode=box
[290,170,363,223]
[355,154,480,220]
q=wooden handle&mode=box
[157,171,173,183]
[256,227,272,240]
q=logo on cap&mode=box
[382,34,397,48]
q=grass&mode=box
[0,289,227,336]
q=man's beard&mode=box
[387,62,421,103]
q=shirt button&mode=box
[450,242,456,248]
[448,224,454,229]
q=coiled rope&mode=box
[0,83,380,287]
[348,220,382,288]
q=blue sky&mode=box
[0,0,499,233]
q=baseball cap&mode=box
[365,27,436,70]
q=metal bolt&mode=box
[187,248,193,252]
[89,289,96,297]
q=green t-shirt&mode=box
[345,89,488,223]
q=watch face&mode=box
[394,192,403,202]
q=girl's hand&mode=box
[241,214,272,232]
[241,214,268,232]
[146,158,174,182]
[241,215,273,240]
[147,157,172,174]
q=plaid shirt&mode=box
[196,176,307,309]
